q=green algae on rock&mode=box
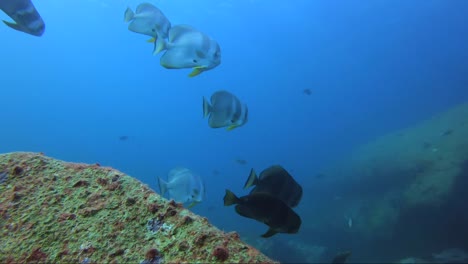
[0,152,277,263]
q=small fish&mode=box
[440,129,454,137]
[158,167,205,208]
[119,136,129,141]
[315,173,325,179]
[303,89,312,95]
[159,25,221,77]
[244,165,302,208]
[422,141,432,149]
[124,3,171,54]
[202,90,248,131]
[332,251,352,264]
[0,0,45,36]
[224,190,301,238]
[235,159,247,165]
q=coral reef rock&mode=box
[0,152,277,263]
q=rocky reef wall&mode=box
[304,102,468,261]
[0,152,276,263]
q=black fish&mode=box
[223,190,301,238]
[244,165,302,208]
[441,129,454,137]
[332,251,352,264]
[303,89,312,95]
[119,136,129,141]
[0,0,45,36]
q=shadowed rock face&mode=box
[299,102,468,262]
[0,152,277,263]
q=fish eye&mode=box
[152,29,155,32]
[193,59,198,63]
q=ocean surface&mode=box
[1,0,468,262]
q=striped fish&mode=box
[0,0,45,36]
[203,90,248,131]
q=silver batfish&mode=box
[203,90,248,131]
[0,0,45,36]
[158,167,205,208]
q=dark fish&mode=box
[303,89,312,95]
[119,136,129,141]
[441,129,454,136]
[212,169,220,176]
[332,251,352,264]
[223,189,301,238]
[422,141,432,149]
[235,159,247,165]
[315,173,325,179]
[0,0,45,36]
[244,165,302,208]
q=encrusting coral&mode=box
[0,152,277,263]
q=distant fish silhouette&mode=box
[0,0,45,36]
[315,173,325,179]
[235,159,247,165]
[332,251,352,264]
[422,141,432,149]
[303,89,312,95]
[119,136,129,141]
[440,129,454,137]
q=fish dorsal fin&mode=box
[169,24,197,43]
[136,3,157,14]
[261,228,277,238]
[168,167,190,181]
[243,168,258,189]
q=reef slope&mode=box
[0,152,276,263]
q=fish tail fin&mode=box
[202,97,212,118]
[243,168,258,189]
[261,228,278,238]
[188,66,204,77]
[124,7,134,22]
[223,189,240,206]
[158,177,168,196]
[153,37,166,55]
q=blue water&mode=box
[1,0,468,262]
